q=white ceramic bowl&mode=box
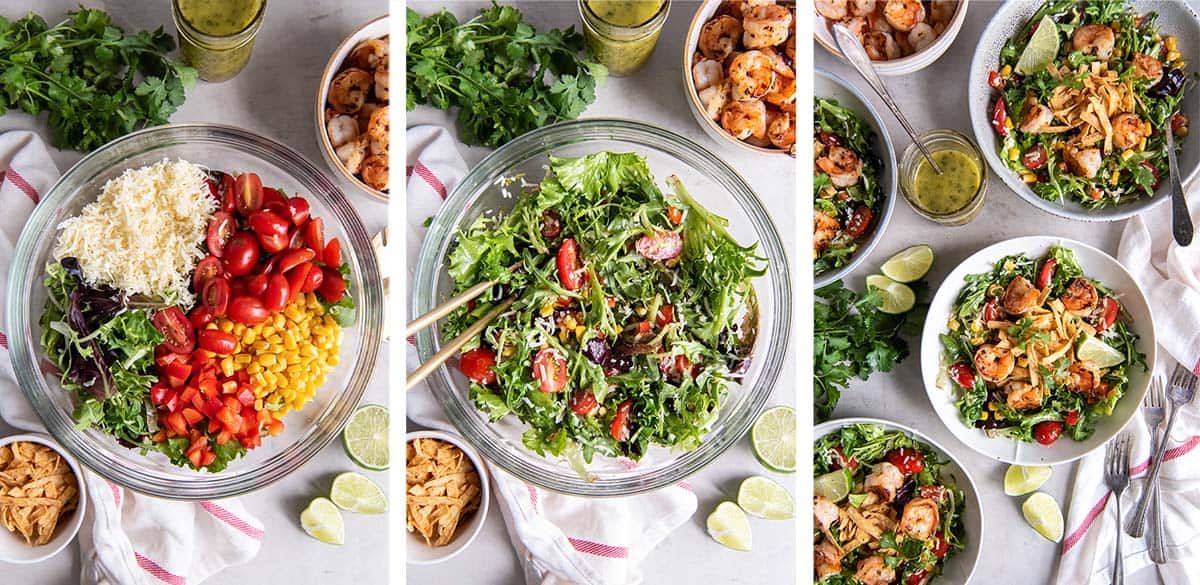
[813,417,983,585]
[967,0,1200,222]
[682,0,793,157]
[814,68,898,288]
[0,433,87,564]
[405,430,489,565]
[920,236,1156,465]
[813,0,969,75]
[315,14,389,201]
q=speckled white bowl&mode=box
[0,434,86,564]
[814,0,970,75]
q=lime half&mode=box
[737,476,795,519]
[1016,15,1061,75]
[865,274,916,314]
[880,245,934,283]
[751,406,796,473]
[814,469,853,503]
[331,472,388,515]
[1004,465,1052,496]
[1077,335,1125,368]
[301,497,345,545]
[343,404,389,471]
[706,501,752,551]
[1022,492,1065,543]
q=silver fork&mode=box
[1104,432,1133,585]
[1124,378,1165,543]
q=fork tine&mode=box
[1149,377,1164,408]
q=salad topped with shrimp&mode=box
[987,0,1191,208]
[814,97,884,276]
[938,245,1146,446]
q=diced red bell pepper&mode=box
[181,407,204,426]
[236,387,256,407]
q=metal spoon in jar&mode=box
[1165,111,1193,246]
[831,23,942,174]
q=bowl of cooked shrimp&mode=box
[316,15,390,201]
[813,0,969,75]
[684,0,797,155]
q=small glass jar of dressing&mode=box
[578,0,670,77]
[172,0,266,83]
[899,129,988,226]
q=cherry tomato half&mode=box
[635,230,683,261]
[948,362,976,389]
[262,186,287,210]
[301,263,324,293]
[317,268,347,304]
[303,217,324,258]
[152,307,195,354]
[201,277,230,316]
[532,348,567,393]
[248,210,289,240]
[263,273,289,312]
[228,296,269,325]
[982,297,1001,322]
[932,534,950,559]
[193,256,223,292]
[286,197,311,226]
[885,447,925,475]
[223,232,261,276]
[610,399,633,442]
[246,273,269,296]
[1037,257,1057,289]
[1022,144,1048,170]
[258,231,289,254]
[206,212,235,257]
[324,238,342,268]
[845,205,873,238]
[1033,421,1063,445]
[1065,410,1080,426]
[198,329,238,355]
[217,173,237,213]
[987,69,1005,90]
[557,238,584,291]
[189,306,215,330]
[277,248,316,274]
[459,347,497,385]
[991,96,1010,137]
[234,173,264,216]
[286,263,313,303]
[656,304,674,327]
[569,389,599,416]
[1098,297,1119,331]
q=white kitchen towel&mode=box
[0,130,263,585]
[405,124,697,585]
[1055,177,1200,585]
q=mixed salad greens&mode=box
[989,0,1192,208]
[814,97,883,275]
[445,151,765,465]
[814,423,967,585]
[940,245,1146,445]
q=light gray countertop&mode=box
[406,1,797,584]
[1,1,390,584]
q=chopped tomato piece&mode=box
[532,348,568,393]
[556,238,585,290]
[1037,258,1057,289]
[610,399,633,442]
[459,347,498,385]
[635,230,683,261]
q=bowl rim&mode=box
[404,429,491,565]
[812,416,984,585]
[314,13,390,201]
[813,0,971,75]
[966,0,1200,222]
[412,117,793,497]
[681,0,794,157]
[0,432,88,564]
[4,122,384,499]
[919,235,1157,465]
[813,67,898,289]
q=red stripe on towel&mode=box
[106,480,121,508]
[0,331,7,349]
[200,501,264,540]
[527,483,538,514]
[135,552,186,585]
[5,169,39,203]
[413,161,447,199]
[569,537,629,558]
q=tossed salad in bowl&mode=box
[814,97,885,277]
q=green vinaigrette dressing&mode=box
[913,150,981,214]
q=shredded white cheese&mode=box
[53,159,214,306]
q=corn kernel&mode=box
[219,320,233,333]
[1109,170,1120,185]
[274,313,286,329]
[539,303,555,317]
[1007,148,1020,161]
[1000,64,1012,76]
[258,354,277,366]
[1121,149,1136,161]
[1005,118,1014,130]
[1166,36,1177,51]
[1168,50,1181,62]
[970,336,985,346]
[1021,172,1037,183]
[1138,136,1147,151]
[234,354,252,365]
[948,318,960,332]
[247,362,263,375]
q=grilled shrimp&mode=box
[347,37,388,70]
[1018,104,1055,134]
[328,68,373,114]
[815,0,848,21]
[335,136,366,174]
[1132,52,1164,83]
[814,209,840,254]
[850,0,876,17]
[844,16,871,41]
[699,15,743,60]
[1003,276,1041,314]
[357,102,380,134]
[855,556,897,585]
[693,59,725,91]
[326,114,359,148]
[367,105,389,155]
[883,0,926,33]
[1005,380,1044,410]
[761,46,795,78]
[699,81,730,120]
[862,31,901,60]
[784,31,795,60]
[814,496,840,531]
[1065,146,1103,179]
[908,22,937,52]
[743,3,793,49]
[722,100,768,139]
[1112,113,1148,150]
[729,50,776,101]
[865,461,904,503]
[974,344,1016,383]
[898,497,941,540]
[360,154,389,191]
[930,0,957,24]
[1061,278,1098,312]
[1065,361,1103,399]
[816,146,864,187]
[766,75,796,109]
[815,540,843,581]
[1072,24,1116,60]
[374,59,389,101]
[767,110,795,150]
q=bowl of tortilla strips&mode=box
[0,433,85,564]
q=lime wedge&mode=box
[301,497,345,545]
[751,406,796,473]
[737,476,795,519]
[1022,492,1065,543]
[813,469,852,503]
[1004,465,1052,496]
[865,274,916,314]
[1076,335,1125,368]
[1016,15,1060,75]
[330,472,388,515]
[343,404,389,471]
[880,245,935,283]
[706,501,752,551]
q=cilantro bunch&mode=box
[0,9,196,152]
[406,4,607,148]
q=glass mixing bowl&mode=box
[5,124,383,499]
[413,119,792,496]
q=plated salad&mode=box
[445,152,765,465]
[988,0,1191,208]
[939,245,1145,445]
[814,97,883,276]
[814,423,967,585]
[42,160,354,471]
